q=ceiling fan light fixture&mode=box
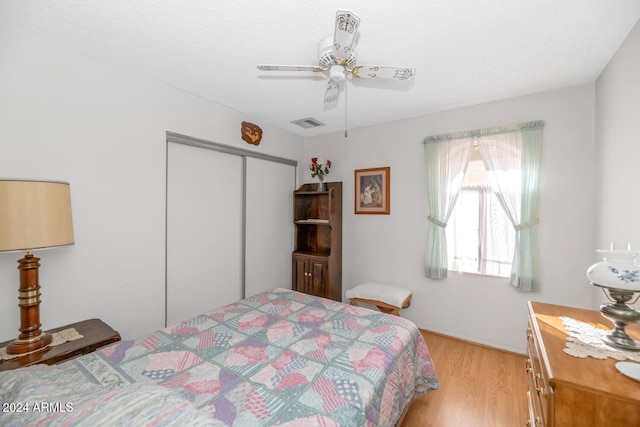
[329,65,346,82]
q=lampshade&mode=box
[586,250,640,292]
[0,179,74,252]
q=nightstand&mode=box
[0,318,121,372]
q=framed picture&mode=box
[354,167,390,214]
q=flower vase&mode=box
[317,176,324,192]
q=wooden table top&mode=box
[0,318,120,372]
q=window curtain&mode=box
[447,184,515,277]
[478,184,516,276]
[477,121,544,291]
[447,186,482,274]
[423,136,474,278]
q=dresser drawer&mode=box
[525,359,544,426]
[526,391,543,427]
[526,324,554,426]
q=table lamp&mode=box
[0,179,74,355]
[587,247,640,351]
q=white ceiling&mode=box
[2,1,639,137]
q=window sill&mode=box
[447,270,510,280]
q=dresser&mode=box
[526,301,640,426]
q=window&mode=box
[424,120,543,291]
[446,147,515,277]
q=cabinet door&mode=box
[292,255,328,298]
[309,258,328,298]
[292,255,308,294]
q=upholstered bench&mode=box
[346,282,412,316]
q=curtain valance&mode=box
[423,120,545,144]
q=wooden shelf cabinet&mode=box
[293,182,342,301]
[526,301,640,426]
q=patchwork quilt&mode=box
[1,288,439,426]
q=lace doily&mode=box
[560,316,640,362]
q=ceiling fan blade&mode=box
[332,10,360,59]
[257,75,327,81]
[257,65,323,72]
[352,66,416,81]
[324,81,340,104]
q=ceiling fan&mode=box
[257,10,416,106]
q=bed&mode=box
[0,288,439,426]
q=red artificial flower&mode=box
[309,157,331,180]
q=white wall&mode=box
[307,84,597,353]
[594,21,640,307]
[0,26,305,342]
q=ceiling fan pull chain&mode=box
[344,83,349,138]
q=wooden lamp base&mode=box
[6,252,52,355]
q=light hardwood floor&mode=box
[402,330,528,427]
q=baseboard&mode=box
[419,328,527,357]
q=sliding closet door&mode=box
[245,157,296,297]
[166,142,243,325]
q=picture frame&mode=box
[354,167,390,214]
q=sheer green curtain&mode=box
[424,136,474,278]
[478,121,544,291]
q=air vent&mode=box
[291,117,326,129]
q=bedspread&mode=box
[1,288,438,426]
